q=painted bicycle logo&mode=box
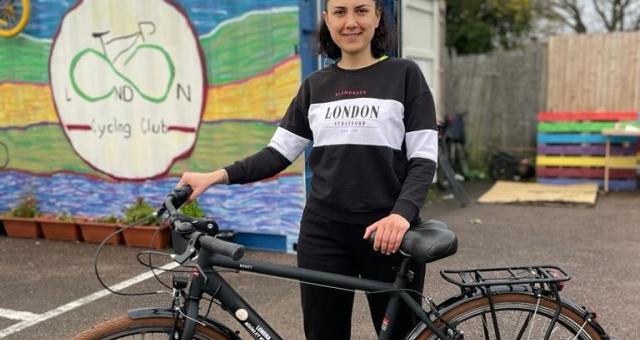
[69,21,175,103]
[49,0,205,179]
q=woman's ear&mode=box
[375,7,381,28]
[322,10,328,24]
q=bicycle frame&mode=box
[179,246,451,340]
[92,21,156,64]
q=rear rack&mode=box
[440,265,570,289]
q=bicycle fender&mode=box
[127,307,241,339]
[405,290,611,340]
[467,288,611,338]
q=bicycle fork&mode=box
[180,249,283,340]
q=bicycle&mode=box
[0,0,29,37]
[73,186,611,340]
[69,21,175,103]
[437,121,470,207]
[487,148,535,182]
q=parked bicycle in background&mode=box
[437,112,470,206]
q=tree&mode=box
[446,0,535,55]
[539,0,640,33]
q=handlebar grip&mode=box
[171,185,193,209]
[158,185,193,217]
[199,236,245,261]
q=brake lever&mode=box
[173,231,201,264]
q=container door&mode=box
[399,0,442,115]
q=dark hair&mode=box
[317,0,394,60]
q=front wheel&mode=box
[411,293,604,340]
[72,315,233,340]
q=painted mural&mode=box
[0,0,305,249]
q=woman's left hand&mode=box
[363,214,410,255]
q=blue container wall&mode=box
[0,0,305,251]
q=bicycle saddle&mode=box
[401,219,457,264]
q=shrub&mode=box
[95,214,121,224]
[123,197,162,225]
[57,211,74,221]
[179,200,205,218]
[8,194,39,218]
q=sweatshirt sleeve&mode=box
[391,64,438,222]
[224,83,312,184]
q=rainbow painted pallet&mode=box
[536,111,640,191]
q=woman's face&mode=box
[323,0,381,58]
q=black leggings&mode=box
[296,209,425,340]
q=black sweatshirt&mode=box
[225,57,438,225]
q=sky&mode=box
[568,0,640,32]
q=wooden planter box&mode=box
[78,221,124,245]
[123,225,170,249]
[2,217,42,239]
[37,218,81,242]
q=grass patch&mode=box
[0,121,304,178]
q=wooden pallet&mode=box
[537,144,637,156]
[536,155,637,168]
[536,167,636,179]
[537,178,637,191]
[536,111,639,190]
[537,111,639,122]
[537,133,637,144]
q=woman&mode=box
[177,0,438,338]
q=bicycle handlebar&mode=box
[158,185,193,217]
[161,185,246,262]
[198,235,245,261]
[161,186,440,264]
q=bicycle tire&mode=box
[489,155,516,181]
[72,315,232,340]
[0,0,30,37]
[451,143,469,180]
[437,143,470,206]
[411,293,603,340]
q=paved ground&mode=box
[0,182,638,339]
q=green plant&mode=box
[95,214,121,224]
[56,210,75,222]
[123,197,161,225]
[179,200,205,218]
[8,194,39,218]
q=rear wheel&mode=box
[413,293,604,340]
[72,315,233,340]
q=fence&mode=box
[445,31,640,165]
[444,44,546,165]
[547,32,640,112]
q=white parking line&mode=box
[0,309,40,321]
[0,261,180,338]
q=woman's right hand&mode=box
[177,169,229,201]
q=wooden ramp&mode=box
[478,181,599,206]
